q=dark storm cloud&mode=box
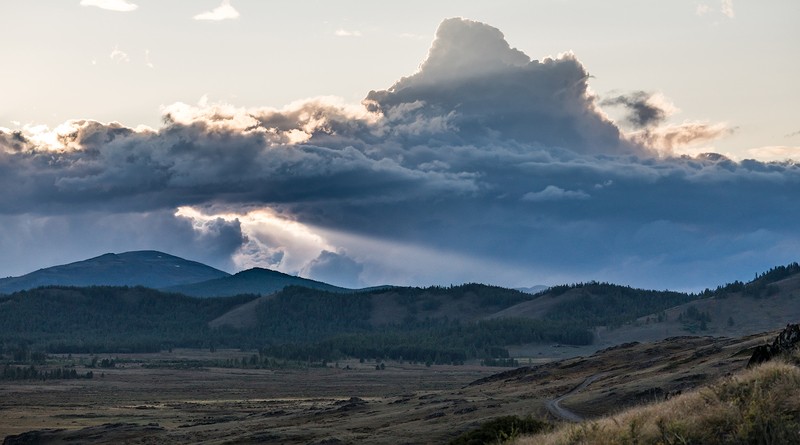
[600,91,669,128]
[0,117,477,214]
[1,17,796,289]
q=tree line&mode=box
[6,264,795,365]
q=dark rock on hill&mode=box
[747,323,800,367]
[164,267,348,298]
[0,251,230,294]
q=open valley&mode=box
[1,330,775,444]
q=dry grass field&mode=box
[1,330,775,444]
[1,350,522,444]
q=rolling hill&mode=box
[0,286,257,352]
[1,259,799,365]
[164,267,349,298]
[593,263,800,347]
[0,251,230,294]
[0,251,354,299]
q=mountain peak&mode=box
[0,250,229,294]
[166,266,348,298]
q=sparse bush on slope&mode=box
[450,415,550,445]
[516,359,800,445]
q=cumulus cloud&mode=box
[694,1,735,20]
[1,17,797,291]
[599,91,732,155]
[721,0,735,18]
[302,250,364,288]
[194,0,239,21]
[364,18,637,156]
[80,0,138,12]
[629,121,732,154]
[109,46,130,63]
[522,186,589,202]
[0,129,28,153]
[600,91,677,129]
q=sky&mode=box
[0,1,799,291]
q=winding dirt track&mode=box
[546,373,607,422]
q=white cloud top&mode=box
[721,0,735,18]
[194,0,240,21]
[109,46,130,63]
[80,0,138,12]
[523,186,590,202]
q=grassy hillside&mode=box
[594,263,800,347]
[490,283,693,329]
[516,357,800,445]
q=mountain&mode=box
[0,251,230,294]
[210,283,533,330]
[2,260,799,366]
[164,267,348,298]
[514,285,549,295]
[592,263,800,347]
[0,286,256,352]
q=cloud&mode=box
[522,186,589,202]
[746,146,800,162]
[109,46,130,63]
[0,210,243,276]
[302,250,364,288]
[721,0,735,18]
[629,121,733,154]
[335,29,362,37]
[1,17,797,292]
[600,91,677,129]
[145,49,154,69]
[695,1,735,20]
[193,0,239,21]
[80,0,138,12]
[364,18,637,156]
[785,130,800,138]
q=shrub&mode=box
[450,415,549,445]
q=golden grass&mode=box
[516,358,800,445]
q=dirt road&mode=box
[546,373,607,421]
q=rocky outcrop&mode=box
[747,323,800,367]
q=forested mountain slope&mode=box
[0,251,229,294]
